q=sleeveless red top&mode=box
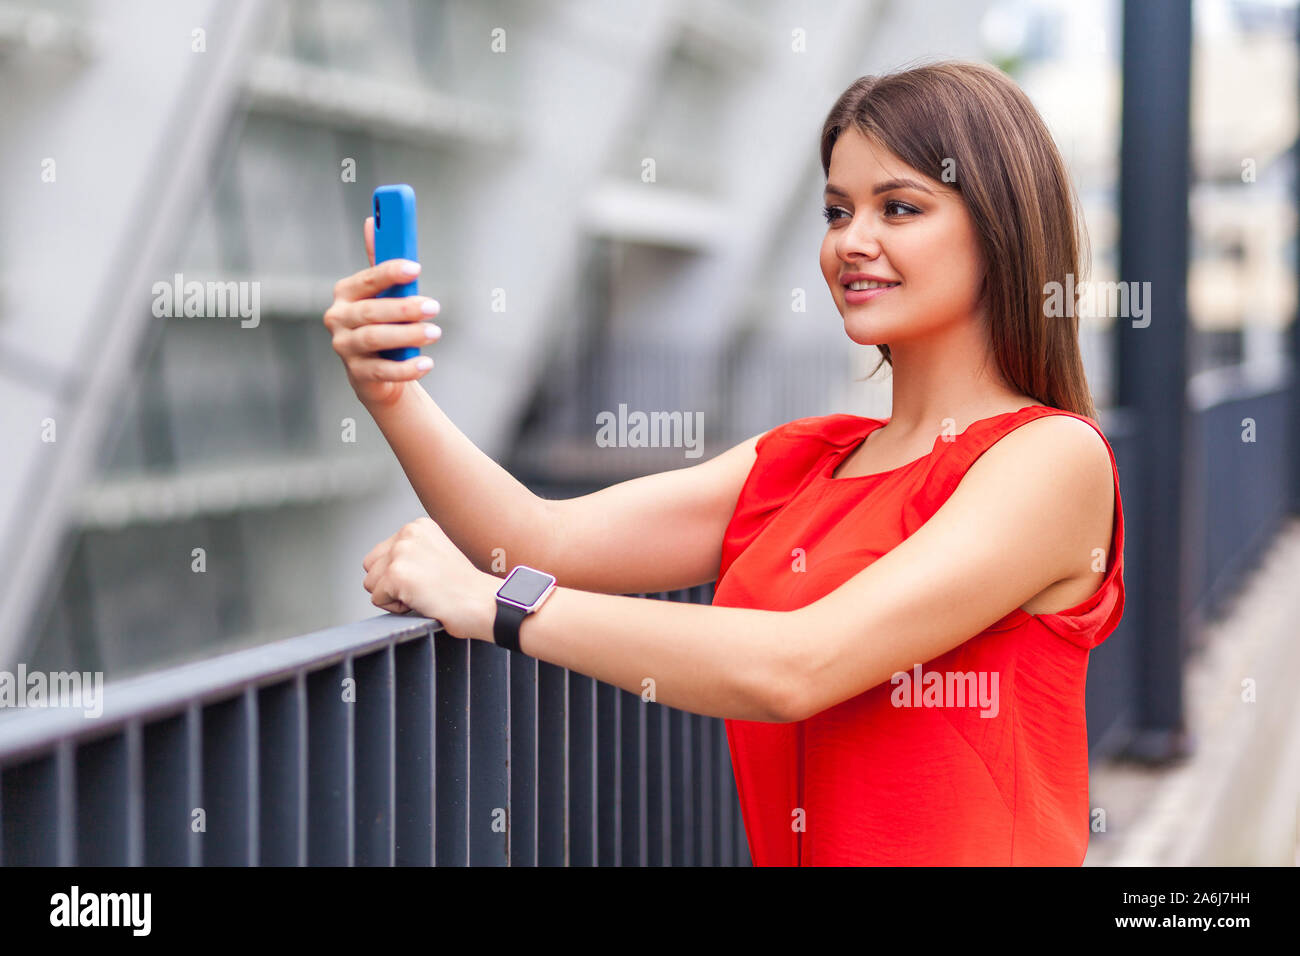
[712,405,1125,866]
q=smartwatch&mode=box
[494,565,557,653]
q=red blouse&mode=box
[712,405,1125,865]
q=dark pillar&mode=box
[1292,7,1300,516]
[1116,0,1193,762]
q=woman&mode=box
[322,60,1124,866]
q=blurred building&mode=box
[1,0,1006,679]
[0,0,1296,868]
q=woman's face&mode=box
[819,127,986,348]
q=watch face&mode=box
[498,567,554,607]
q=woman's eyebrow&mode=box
[823,177,936,199]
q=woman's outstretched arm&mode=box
[434,414,1114,724]
[328,219,766,595]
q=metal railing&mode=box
[6,362,1294,863]
[0,584,750,866]
[1085,358,1296,763]
[1187,358,1294,631]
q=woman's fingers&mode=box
[362,533,396,574]
[350,353,435,382]
[332,258,421,304]
[335,318,440,355]
[332,323,439,375]
[324,293,440,332]
[362,542,412,613]
[364,216,376,268]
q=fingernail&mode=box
[423,323,441,339]
[420,299,440,315]
[415,356,433,370]
[399,261,421,276]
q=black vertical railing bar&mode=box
[678,709,693,865]
[74,730,128,865]
[184,703,201,866]
[699,713,715,866]
[55,739,75,866]
[200,692,253,865]
[596,680,620,865]
[656,703,671,866]
[293,672,308,866]
[0,753,54,864]
[126,717,144,865]
[345,656,356,866]
[636,678,649,867]
[635,593,659,866]
[434,634,468,865]
[642,681,661,867]
[353,646,396,866]
[535,658,566,865]
[561,660,569,866]
[141,713,183,865]
[467,638,508,865]
[617,683,638,866]
[566,671,595,865]
[257,677,301,865]
[619,596,645,867]
[384,644,397,868]
[507,649,539,866]
[715,717,733,867]
[587,672,598,865]
[305,661,348,865]
[394,633,434,866]
[243,687,259,865]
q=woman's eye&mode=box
[884,200,918,217]
[822,201,917,224]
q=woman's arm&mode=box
[365,380,766,590]
[463,414,1113,725]
[515,586,794,723]
[327,225,766,594]
[362,379,557,574]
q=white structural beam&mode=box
[0,0,270,665]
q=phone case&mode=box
[372,183,419,361]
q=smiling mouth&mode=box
[844,280,900,291]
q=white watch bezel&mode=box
[496,565,557,613]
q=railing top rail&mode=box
[0,613,441,765]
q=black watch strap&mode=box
[493,600,529,653]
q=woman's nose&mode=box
[838,216,882,259]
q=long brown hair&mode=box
[820,59,1097,420]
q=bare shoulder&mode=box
[1005,412,1107,451]
[974,413,1113,505]
[954,413,1116,597]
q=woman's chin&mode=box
[841,319,890,347]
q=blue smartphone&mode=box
[372,183,419,361]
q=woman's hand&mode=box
[323,216,443,409]
[362,516,501,642]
